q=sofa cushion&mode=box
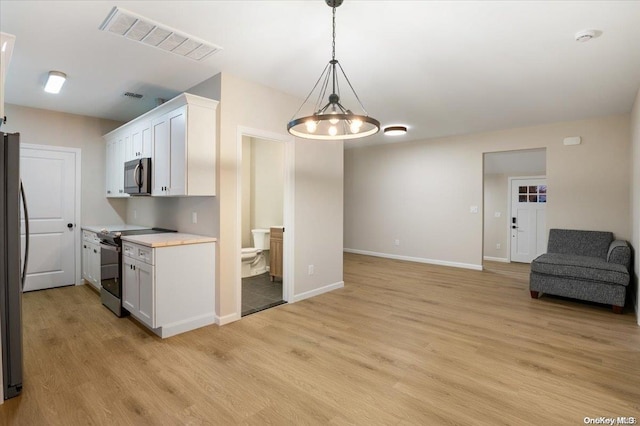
[547,229,612,259]
[531,253,629,286]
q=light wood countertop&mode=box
[121,233,217,248]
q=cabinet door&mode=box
[130,121,152,160]
[82,242,91,281]
[105,139,115,197]
[122,256,139,314]
[137,261,154,328]
[140,122,152,158]
[152,114,170,195]
[115,135,127,195]
[168,106,186,196]
[88,243,101,287]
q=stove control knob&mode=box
[114,232,122,237]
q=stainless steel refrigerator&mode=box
[1,132,29,400]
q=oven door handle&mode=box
[99,242,121,253]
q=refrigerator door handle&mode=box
[20,180,29,290]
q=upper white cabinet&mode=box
[103,93,218,198]
[105,133,128,198]
[0,32,16,125]
[127,120,152,161]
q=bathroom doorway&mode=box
[239,129,293,316]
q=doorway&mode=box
[20,144,81,291]
[483,148,546,265]
[237,128,294,317]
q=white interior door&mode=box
[20,146,77,291]
[510,178,547,263]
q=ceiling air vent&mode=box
[99,7,222,61]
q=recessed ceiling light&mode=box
[384,125,408,136]
[44,71,66,94]
[575,29,601,42]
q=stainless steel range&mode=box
[97,228,176,316]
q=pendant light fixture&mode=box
[287,0,380,140]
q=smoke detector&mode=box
[575,29,601,42]
[99,7,222,61]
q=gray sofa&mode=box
[530,229,631,313]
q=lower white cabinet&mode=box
[122,240,215,338]
[82,231,101,289]
[123,254,154,328]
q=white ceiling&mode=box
[2,1,640,148]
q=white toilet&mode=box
[241,229,270,278]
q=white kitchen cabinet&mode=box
[152,106,186,196]
[105,134,128,198]
[122,253,154,328]
[121,239,215,338]
[103,93,217,199]
[127,120,152,161]
[82,230,101,289]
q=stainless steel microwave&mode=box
[124,158,151,195]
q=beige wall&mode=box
[251,137,284,231]
[241,136,285,248]
[241,136,252,247]
[4,104,127,226]
[631,88,640,324]
[345,114,631,269]
[483,174,510,260]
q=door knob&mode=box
[67,223,74,229]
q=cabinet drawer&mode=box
[123,242,154,264]
[136,245,153,264]
[82,230,100,244]
[123,242,136,258]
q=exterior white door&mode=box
[510,178,547,263]
[20,146,77,291]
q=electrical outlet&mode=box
[496,243,501,250]
[494,211,501,218]
[394,239,400,246]
[191,211,197,224]
[308,265,314,275]
[133,210,137,219]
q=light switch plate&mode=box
[470,205,479,214]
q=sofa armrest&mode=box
[607,240,631,270]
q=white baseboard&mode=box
[290,281,344,303]
[344,248,483,271]
[217,312,241,326]
[483,256,509,263]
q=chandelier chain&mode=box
[332,5,336,61]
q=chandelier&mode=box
[287,0,380,140]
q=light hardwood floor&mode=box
[2,254,639,425]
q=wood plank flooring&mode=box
[2,253,639,425]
